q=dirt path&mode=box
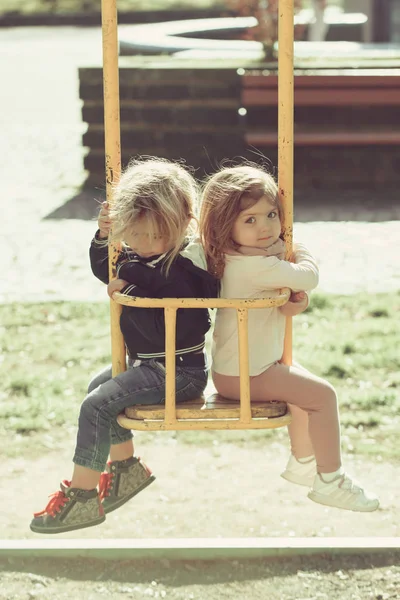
[3,435,398,540]
[1,551,400,600]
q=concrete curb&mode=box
[2,538,399,560]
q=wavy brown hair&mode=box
[199,164,281,279]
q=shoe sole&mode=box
[30,514,106,534]
[281,471,314,488]
[308,490,380,512]
[103,474,156,514]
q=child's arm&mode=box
[90,201,112,284]
[277,243,314,315]
[118,260,166,294]
[109,279,150,300]
[109,279,209,346]
[107,278,129,298]
[90,235,110,284]
[97,201,111,239]
[235,239,286,259]
[90,202,160,292]
[279,291,309,316]
[253,243,319,292]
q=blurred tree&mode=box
[226,0,303,58]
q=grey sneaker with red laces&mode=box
[30,480,105,534]
[99,456,155,514]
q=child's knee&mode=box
[87,369,112,394]
[87,380,98,394]
[79,394,96,422]
[79,388,107,422]
[321,379,338,408]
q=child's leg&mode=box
[73,374,150,472]
[75,360,206,514]
[213,365,379,511]
[213,362,341,473]
[87,365,137,461]
[250,364,378,510]
[286,404,314,459]
[71,465,102,490]
[75,360,206,471]
[109,439,134,461]
[31,363,163,534]
[281,362,317,486]
[286,360,318,458]
[32,361,208,533]
[71,362,165,506]
[70,368,136,489]
[87,364,113,394]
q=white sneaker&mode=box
[281,454,316,487]
[308,472,379,512]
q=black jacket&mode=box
[90,234,219,361]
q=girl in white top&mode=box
[200,164,379,513]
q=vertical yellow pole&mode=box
[101,0,125,376]
[237,309,251,424]
[164,308,177,426]
[278,0,294,366]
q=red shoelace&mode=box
[98,470,114,500]
[33,486,70,518]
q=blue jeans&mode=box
[73,359,208,472]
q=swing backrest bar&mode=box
[113,292,290,429]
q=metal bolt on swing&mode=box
[101,0,295,431]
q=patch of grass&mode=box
[303,293,330,312]
[0,292,399,461]
[342,343,356,355]
[323,364,350,379]
[369,308,389,318]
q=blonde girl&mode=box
[31,158,218,534]
[200,163,379,513]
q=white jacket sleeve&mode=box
[253,243,319,292]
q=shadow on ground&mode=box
[45,187,106,220]
[1,551,399,584]
[44,186,400,223]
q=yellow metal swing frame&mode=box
[100,0,295,431]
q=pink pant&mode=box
[212,361,341,473]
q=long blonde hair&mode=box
[199,164,282,279]
[108,157,198,273]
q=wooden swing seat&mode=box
[118,393,291,431]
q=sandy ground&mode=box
[2,435,399,540]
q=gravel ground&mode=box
[1,552,400,600]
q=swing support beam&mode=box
[101,0,295,430]
[278,0,294,367]
[101,0,125,377]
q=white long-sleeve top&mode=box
[212,243,319,376]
